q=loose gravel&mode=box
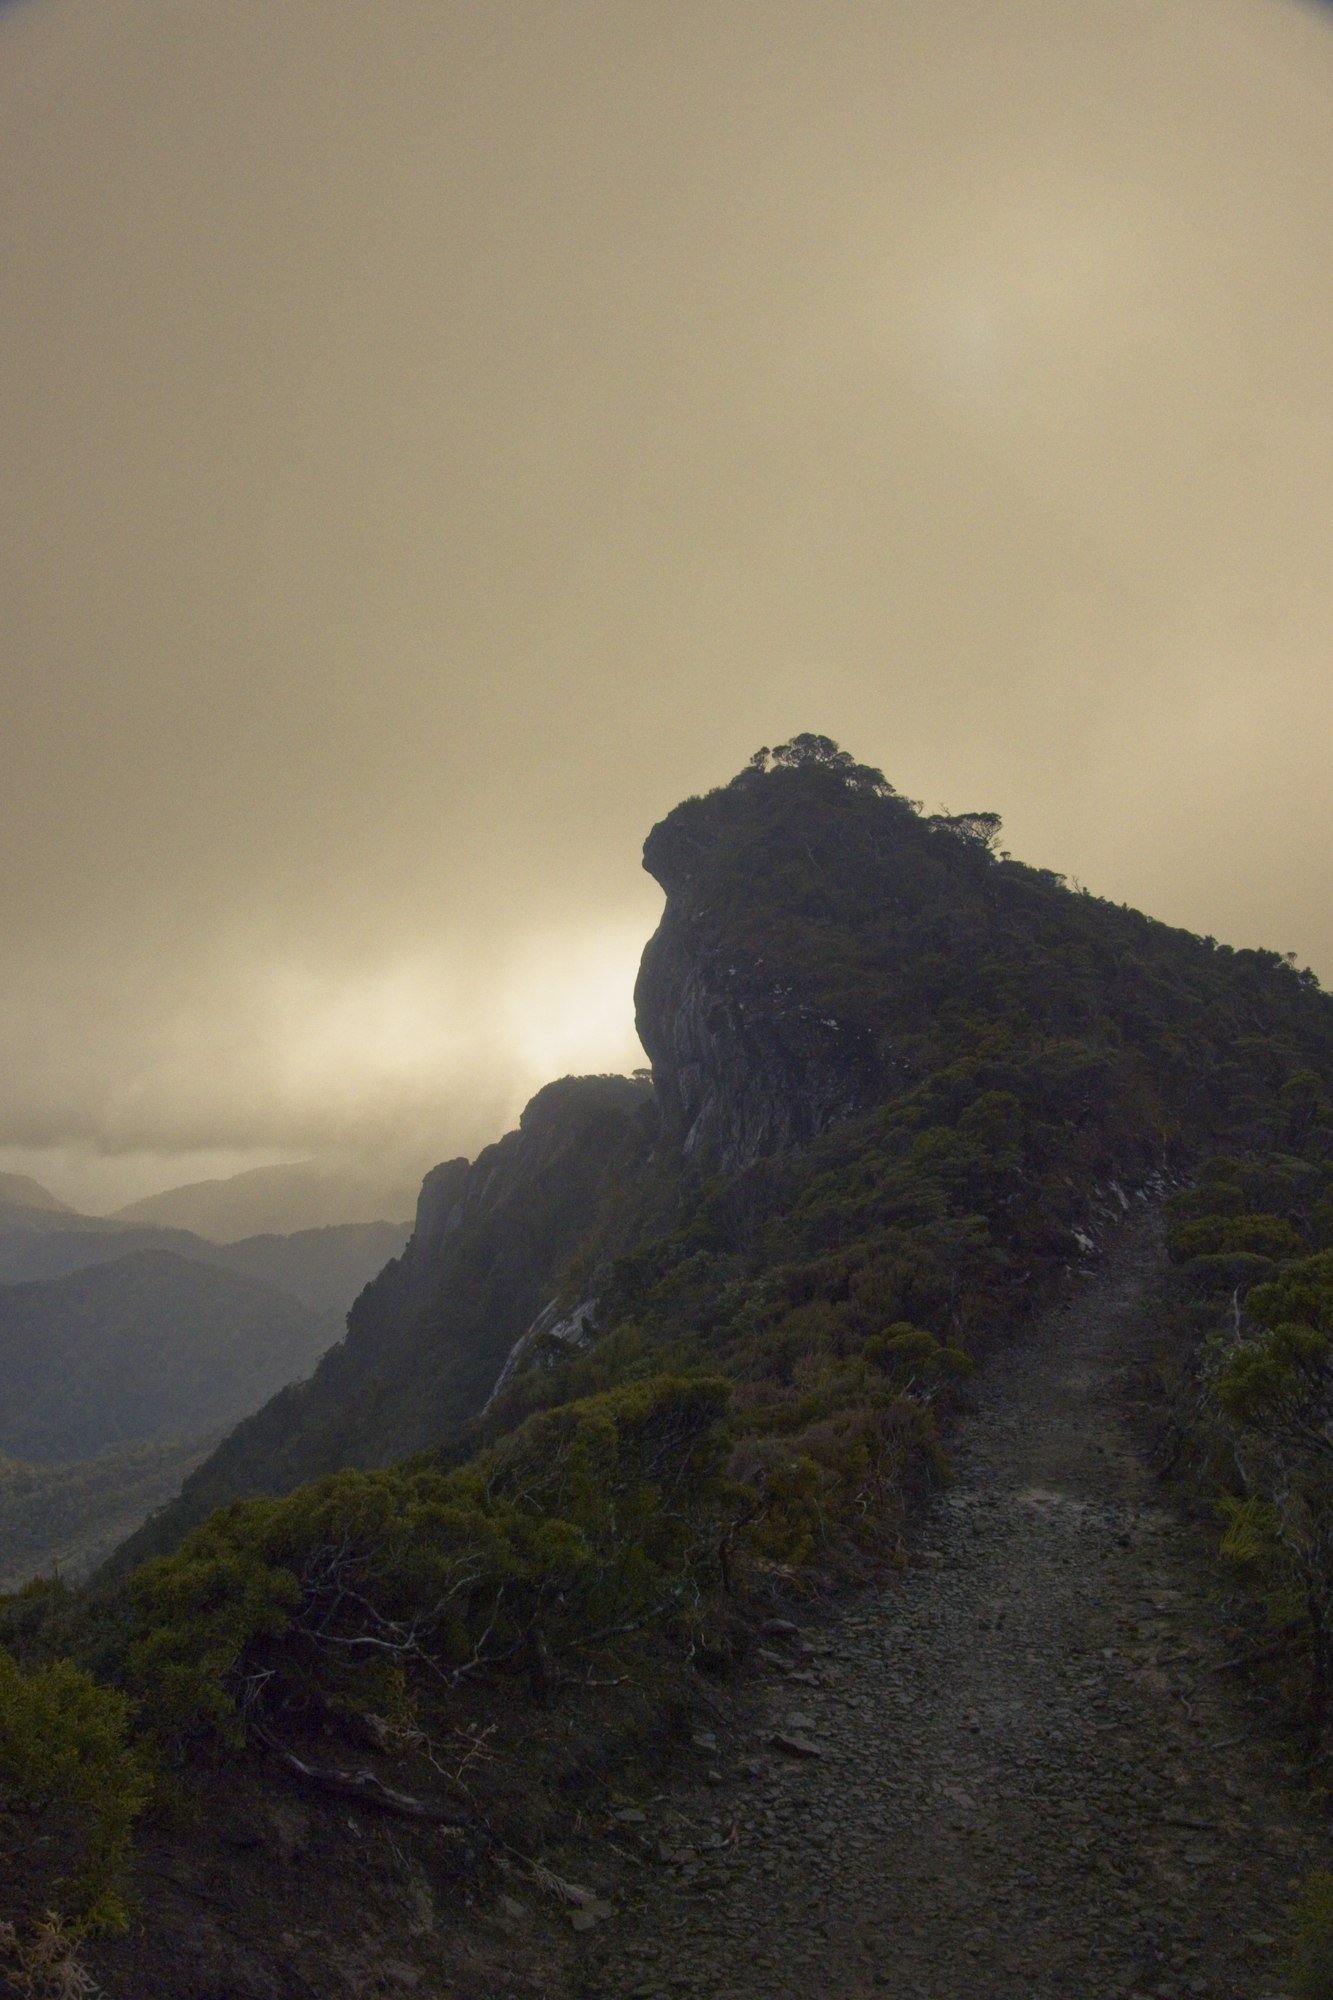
[567,1218,1328,2000]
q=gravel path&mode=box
[568,1218,1327,2000]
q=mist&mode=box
[3,0,1331,1208]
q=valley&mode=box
[0,1185,410,1583]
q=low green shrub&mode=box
[0,1646,148,1931]
[121,1375,740,1750]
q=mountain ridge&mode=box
[110,1076,657,1561]
[7,741,1333,1996]
[0,1172,73,1216]
[0,1215,409,1308]
[113,740,1333,1563]
[111,1158,418,1240]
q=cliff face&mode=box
[111,745,1333,1574]
[112,1074,656,1562]
[635,898,884,1173]
[634,782,894,1173]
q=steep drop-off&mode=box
[115,1074,656,1559]
[634,801,893,1171]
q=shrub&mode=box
[0,1910,100,1999]
[1169,1214,1305,1262]
[118,1376,740,1749]
[0,1648,148,1931]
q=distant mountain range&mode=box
[0,1174,415,1583]
[0,1171,74,1215]
[0,1215,411,1312]
[112,1158,420,1240]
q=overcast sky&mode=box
[2,0,1332,1210]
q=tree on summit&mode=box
[926,810,1005,855]
[743,735,894,794]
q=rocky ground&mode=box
[558,1218,1329,2000]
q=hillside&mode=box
[124,739,1333,1558]
[4,741,1333,1997]
[0,1439,212,1590]
[0,1173,74,1217]
[579,1220,1325,2000]
[206,1220,412,1311]
[113,1075,657,1558]
[0,1216,406,1586]
[0,1216,409,1313]
[112,1159,418,1240]
[0,1251,341,1462]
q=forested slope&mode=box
[0,1440,211,1590]
[0,1253,340,1462]
[108,1075,657,1567]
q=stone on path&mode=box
[569,1218,1330,1999]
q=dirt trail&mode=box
[568,1219,1327,2000]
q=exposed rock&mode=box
[633,790,898,1172]
[407,1156,471,1260]
[484,1294,599,1411]
[635,895,885,1174]
[769,1732,823,1759]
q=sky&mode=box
[2,0,1332,1211]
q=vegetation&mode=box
[111,1374,734,1758]
[0,1251,340,1464]
[0,1908,101,2000]
[0,1439,212,1591]
[1158,1146,1333,1752]
[112,1076,660,1561]
[1286,1869,1333,2000]
[0,1640,148,1934]
[4,740,1332,1949]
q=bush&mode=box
[0,1647,148,1931]
[0,1910,100,1999]
[119,1376,740,1750]
[1169,1213,1305,1262]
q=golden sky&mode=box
[2,0,1331,1208]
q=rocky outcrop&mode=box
[634,799,890,1173]
[407,1156,471,1261]
[484,1293,599,1411]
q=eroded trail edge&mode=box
[569,1219,1325,2000]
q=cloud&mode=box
[1,0,1330,1203]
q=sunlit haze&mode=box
[3,0,1332,1209]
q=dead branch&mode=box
[251,1721,476,1829]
